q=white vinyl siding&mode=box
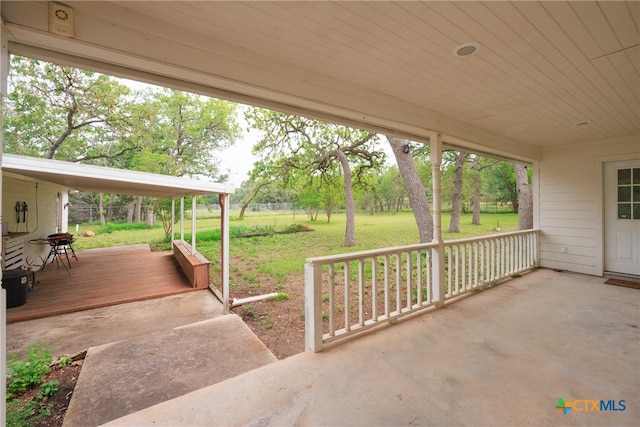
[2,173,66,263]
[537,134,640,275]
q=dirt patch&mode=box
[230,274,306,359]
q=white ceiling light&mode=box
[453,42,479,57]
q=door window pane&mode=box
[615,167,638,220]
[619,203,631,219]
[618,168,631,185]
[618,186,631,202]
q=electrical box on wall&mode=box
[49,2,75,38]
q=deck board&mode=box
[5,246,199,323]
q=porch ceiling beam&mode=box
[5,23,541,163]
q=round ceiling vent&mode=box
[453,42,479,57]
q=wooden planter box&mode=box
[172,241,210,288]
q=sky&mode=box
[218,109,259,188]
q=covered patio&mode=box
[5,245,201,324]
[1,2,638,425]
[1,154,234,318]
[105,268,640,425]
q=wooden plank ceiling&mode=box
[2,1,639,160]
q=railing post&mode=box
[305,260,323,352]
[432,242,446,306]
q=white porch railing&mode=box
[305,229,539,352]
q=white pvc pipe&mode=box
[231,292,279,308]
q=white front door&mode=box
[604,159,640,276]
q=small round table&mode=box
[27,239,50,271]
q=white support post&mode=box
[170,199,175,242]
[191,196,196,255]
[1,15,8,427]
[305,260,323,352]
[532,161,541,267]
[180,197,185,243]
[220,193,230,314]
[430,132,445,306]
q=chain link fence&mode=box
[69,203,297,224]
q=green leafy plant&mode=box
[58,355,72,367]
[37,380,60,399]
[6,344,58,427]
[6,343,53,398]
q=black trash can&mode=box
[2,269,29,308]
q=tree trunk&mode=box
[471,156,482,225]
[146,205,155,226]
[448,152,469,232]
[306,207,318,221]
[239,181,271,219]
[134,196,143,223]
[387,136,433,242]
[332,150,356,247]
[515,163,533,229]
[127,202,134,223]
[106,193,116,222]
[394,195,403,214]
[325,202,333,223]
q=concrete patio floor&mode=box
[107,268,639,426]
[6,289,224,358]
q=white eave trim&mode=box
[1,154,234,197]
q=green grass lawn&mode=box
[71,209,519,357]
[72,210,519,284]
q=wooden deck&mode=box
[6,245,200,323]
